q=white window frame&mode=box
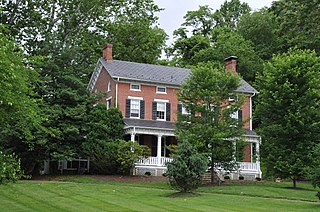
[128,96,143,119]
[130,83,141,91]
[107,81,111,92]
[181,103,191,115]
[106,97,112,109]
[156,102,166,121]
[156,86,167,94]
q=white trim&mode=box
[154,99,169,103]
[107,80,111,92]
[130,83,141,91]
[128,96,143,100]
[156,86,167,94]
[106,97,112,109]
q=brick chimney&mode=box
[224,56,238,73]
[103,44,113,61]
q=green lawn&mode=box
[0,178,319,211]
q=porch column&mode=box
[130,132,136,142]
[256,139,262,178]
[157,134,162,166]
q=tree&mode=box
[176,62,245,183]
[0,25,45,174]
[237,9,278,60]
[192,28,263,83]
[1,0,167,173]
[255,48,320,187]
[213,0,251,30]
[0,151,24,184]
[166,141,208,193]
[82,105,124,174]
[310,144,320,199]
[270,0,320,53]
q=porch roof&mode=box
[123,118,175,130]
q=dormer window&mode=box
[156,86,166,94]
[130,83,141,91]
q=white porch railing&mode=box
[239,162,259,171]
[136,156,173,166]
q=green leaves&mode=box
[255,48,320,184]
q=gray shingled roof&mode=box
[100,58,258,93]
[100,58,189,86]
[124,119,259,137]
[124,118,175,130]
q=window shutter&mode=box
[125,99,130,118]
[177,103,182,113]
[166,103,171,121]
[152,102,157,120]
[140,100,145,119]
[238,109,242,122]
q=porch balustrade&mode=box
[136,156,172,166]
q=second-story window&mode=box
[130,83,141,91]
[152,99,170,121]
[156,102,166,120]
[156,86,166,94]
[130,99,140,118]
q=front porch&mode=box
[124,119,262,179]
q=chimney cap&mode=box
[224,56,238,62]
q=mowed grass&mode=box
[0,178,319,212]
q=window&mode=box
[156,102,166,120]
[181,104,190,115]
[229,95,237,102]
[107,81,111,92]
[130,99,140,118]
[156,86,166,94]
[130,83,141,91]
[106,97,112,109]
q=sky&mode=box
[153,0,275,45]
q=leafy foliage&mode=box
[0,151,24,184]
[176,62,245,183]
[117,141,150,175]
[166,141,208,193]
[255,48,320,187]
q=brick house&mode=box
[87,44,262,179]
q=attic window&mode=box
[130,83,141,91]
[156,86,166,94]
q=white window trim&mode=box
[154,98,169,103]
[107,81,111,92]
[128,96,143,100]
[180,103,191,115]
[156,86,167,94]
[156,101,166,121]
[130,99,141,119]
[106,97,112,109]
[130,83,141,91]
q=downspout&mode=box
[249,92,256,131]
[115,77,119,108]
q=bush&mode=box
[144,172,151,176]
[0,151,23,184]
[255,177,262,181]
[239,175,244,180]
[224,175,230,180]
[166,141,208,193]
[117,140,150,175]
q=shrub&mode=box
[224,175,230,180]
[166,141,208,193]
[0,151,23,184]
[255,177,262,181]
[239,175,244,180]
[144,172,151,176]
[117,140,150,175]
